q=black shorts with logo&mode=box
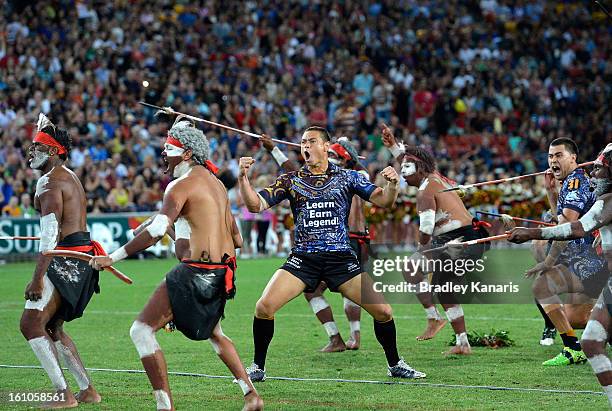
[280,251,363,293]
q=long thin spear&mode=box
[439,161,595,192]
[139,101,367,159]
[476,211,555,227]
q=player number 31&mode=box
[9,392,65,402]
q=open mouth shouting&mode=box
[550,164,561,178]
[303,149,311,162]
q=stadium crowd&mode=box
[0,0,609,250]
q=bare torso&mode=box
[169,166,236,262]
[34,165,87,240]
[422,174,473,236]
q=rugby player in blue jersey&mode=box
[238,126,426,381]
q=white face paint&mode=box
[30,150,50,169]
[590,178,612,197]
[401,161,416,178]
[163,143,185,157]
[328,158,341,165]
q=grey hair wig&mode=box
[169,121,210,165]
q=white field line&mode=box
[0,364,603,396]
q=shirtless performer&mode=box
[508,144,612,404]
[20,114,102,408]
[240,126,425,381]
[260,134,364,351]
[381,124,490,354]
[90,120,263,411]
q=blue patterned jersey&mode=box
[556,168,605,279]
[258,163,376,253]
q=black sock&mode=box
[536,301,555,329]
[374,319,400,367]
[253,317,274,369]
[560,333,581,351]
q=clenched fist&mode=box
[239,157,256,178]
[381,166,400,185]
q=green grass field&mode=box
[0,249,608,410]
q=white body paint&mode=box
[418,178,429,191]
[173,161,191,178]
[419,209,435,235]
[146,214,170,238]
[154,389,171,410]
[129,321,160,358]
[39,213,59,252]
[349,321,360,333]
[109,245,128,263]
[587,354,612,374]
[236,379,251,395]
[425,306,441,320]
[432,209,463,236]
[542,223,572,239]
[456,332,469,346]
[323,322,339,337]
[309,296,329,314]
[390,143,405,158]
[271,146,289,166]
[604,385,612,406]
[163,142,185,157]
[25,275,55,311]
[343,297,359,309]
[29,337,67,390]
[175,217,192,240]
[31,151,50,169]
[583,319,608,342]
[579,200,604,232]
[599,225,612,251]
[55,341,90,390]
[445,306,464,322]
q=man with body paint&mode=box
[90,119,263,411]
[20,113,103,408]
[381,124,490,354]
[513,138,606,366]
[260,134,364,352]
[239,126,426,382]
[509,143,612,404]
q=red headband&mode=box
[329,143,351,160]
[33,131,67,154]
[166,134,184,148]
[165,133,218,174]
[596,153,609,167]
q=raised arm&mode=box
[261,134,299,172]
[381,123,404,162]
[238,157,264,213]
[25,186,63,301]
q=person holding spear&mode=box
[380,125,491,353]
[20,114,104,408]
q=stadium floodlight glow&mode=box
[139,101,366,159]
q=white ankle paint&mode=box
[604,385,612,407]
[54,341,89,390]
[425,306,441,320]
[29,337,67,390]
[456,332,469,347]
[583,319,608,342]
[323,322,339,337]
[349,321,360,334]
[587,354,612,374]
[154,389,171,410]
